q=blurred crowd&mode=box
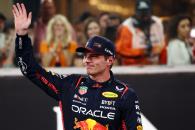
[0,0,195,68]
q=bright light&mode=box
[89,0,130,16]
[190,28,195,38]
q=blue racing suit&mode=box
[15,35,142,130]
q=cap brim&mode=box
[76,47,93,53]
[76,47,106,55]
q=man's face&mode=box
[83,53,112,76]
[136,10,151,22]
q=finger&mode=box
[27,12,32,24]
[21,3,27,17]
[12,4,19,17]
[12,9,16,19]
[16,3,22,15]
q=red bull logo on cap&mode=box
[74,118,108,130]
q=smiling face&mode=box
[53,20,66,38]
[83,53,113,76]
[87,21,101,38]
[177,19,191,40]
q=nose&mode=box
[83,55,92,64]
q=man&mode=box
[12,3,142,130]
[116,0,165,65]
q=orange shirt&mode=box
[116,16,165,65]
[40,40,77,67]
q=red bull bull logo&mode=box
[137,125,143,130]
[74,118,108,130]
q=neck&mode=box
[177,35,187,42]
[89,70,111,83]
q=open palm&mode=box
[12,3,32,35]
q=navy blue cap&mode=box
[76,36,115,57]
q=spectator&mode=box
[190,8,195,59]
[98,12,110,36]
[84,18,102,39]
[73,11,93,47]
[39,15,77,67]
[0,13,15,67]
[109,13,122,27]
[105,13,122,43]
[0,12,7,67]
[73,18,102,67]
[167,15,194,66]
[0,13,6,32]
[116,0,165,65]
[34,0,56,55]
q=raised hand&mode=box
[12,3,32,35]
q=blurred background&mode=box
[0,0,195,130]
[1,0,195,21]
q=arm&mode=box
[12,3,65,100]
[121,89,143,130]
[116,26,146,58]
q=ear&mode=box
[107,56,114,66]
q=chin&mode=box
[86,70,97,76]
[87,70,94,75]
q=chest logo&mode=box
[115,86,124,92]
[78,86,88,95]
[102,92,118,98]
[137,125,143,130]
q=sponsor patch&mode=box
[78,86,88,95]
[93,42,102,48]
[74,94,88,102]
[18,57,27,74]
[74,118,109,130]
[137,125,143,130]
[19,37,22,49]
[102,92,118,98]
[72,105,115,120]
[115,86,124,92]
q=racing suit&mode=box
[15,35,142,130]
